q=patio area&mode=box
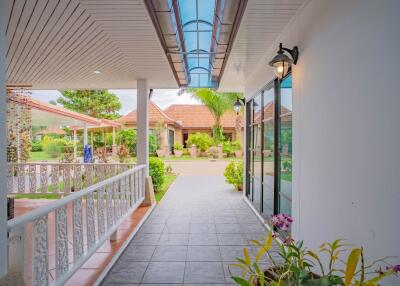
[102,175,270,285]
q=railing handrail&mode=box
[7,164,146,231]
[7,162,135,166]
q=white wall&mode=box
[245,0,400,283]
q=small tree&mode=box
[186,132,214,152]
[57,89,122,119]
[224,160,244,191]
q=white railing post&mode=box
[0,0,7,275]
[137,79,149,177]
[7,227,25,277]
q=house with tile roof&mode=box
[118,101,243,152]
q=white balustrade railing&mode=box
[7,162,135,195]
[7,164,146,286]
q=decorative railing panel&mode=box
[7,163,135,195]
[7,165,146,286]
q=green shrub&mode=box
[186,132,214,152]
[52,138,72,153]
[149,157,165,192]
[224,160,243,191]
[31,142,43,152]
[173,143,183,150]
[116,129,137,155]
[45,141,62,158]
[222,141,234,157]
[232,140,242,151]
[41,135,53,148]
[149,132,158,155]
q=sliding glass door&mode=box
[245,74,293,224]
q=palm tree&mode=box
[188,88,242,143]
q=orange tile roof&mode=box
[119,101,181,127]
[164,104,242,129]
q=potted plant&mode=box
[232,140,243,158]
[173,143,183,157]
[187,132,214,157]
[230,214,400,286]
[208,146,219,161]
[117,144,130,163]
[224,160,243,191]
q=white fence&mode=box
[7,164,146,286]
[7,162,135,195]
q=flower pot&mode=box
[236,185,243,191]
[174,150,182,157]
[253,267,320,286]
[234,150,243,158]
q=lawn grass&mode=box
[29,151,61,162]
[155,174,177,202]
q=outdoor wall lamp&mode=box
[234,98,245,114]
[269,43,298,79]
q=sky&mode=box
[31,89,200,115]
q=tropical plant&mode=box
[173,143,183,150]
[188,88,243,143]
[61,146,74,163]
[57,89,122,119]
[116,144,130,163]
[149,132,159,155]
[224,160,243,190]
[230,214,400,286]
[95,147,109,163]
[149,157,165,192]
[186,132,214,152]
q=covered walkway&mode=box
[102,175,267,285]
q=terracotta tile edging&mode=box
[93,202,158,286]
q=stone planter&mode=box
[234,150,243,158]
[156,149,165,157]
[174,150,182,157]
[189,145,197,158]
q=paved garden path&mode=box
[102,175,269,285]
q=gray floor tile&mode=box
[223,261,247,283]
[190,216,214,224]
[159,233,189,245]
[186,246,221,261]
[240,223,266,233]
[184,262,225,284]
[214,216,238,223]
[217,233,249,245]
[220,246,247,261]
[120,245,156,261]
[152,246,188,261]
[168,216,191,224]
[142,262,185,283]
[164,223,190,234]
[188,233,218,245]
[105,262,148,284]
[189,223,216,234]
[140,223,166,234]
[132,233,161,245]
[216,223,243,234]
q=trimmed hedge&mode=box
[149,157,165,192]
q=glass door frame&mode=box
[245,73,291,220]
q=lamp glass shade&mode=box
[233,100,242,114]
[272,60,290,79]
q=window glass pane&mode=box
[252,94,262,210]
[262,86,274,218]
[279,75,293,216]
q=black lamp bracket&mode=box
[237,97,245,104]
[279,43,299,65]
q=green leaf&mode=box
[344,248,361,286]
[231,276,252,286]
[243,247,251,266]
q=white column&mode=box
[112,127,117,156]
[83,123,88,146]
[136,79,149,176]
[73,130,77,160]
[0,0,7,277]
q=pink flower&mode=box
[271,214,293,230]
[283,237,294,245]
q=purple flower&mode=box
[283,236,294,245]
[388,265,400,273]
[271,214,294,230]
